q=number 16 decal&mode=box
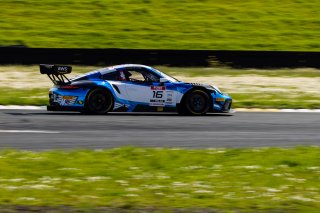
[153,91,163,98]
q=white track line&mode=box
[0,105,45,110]
[280,109,320,113]
[0,105,319,112]
[233,108,320,113]
[0,130,60,134]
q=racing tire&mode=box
[85,88,114,114]
[180,90,210,115]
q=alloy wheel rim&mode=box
[189,94,206,112]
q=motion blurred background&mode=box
[1,0,319,50]
[0,0,319,212]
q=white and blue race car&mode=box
[40,64,232,115]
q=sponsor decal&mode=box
[62,96,74,100]
[151,86,166,90]
[166,91,173,103]
[150,99,165,103]
[58,95,78,106]
[113,103,129,110]
[57,66,69,73]
[216,98,225,102]
[150,99,165,106]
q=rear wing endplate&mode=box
[40,64,72,85]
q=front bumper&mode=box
[222,99,232,112]
[211,92,232,113]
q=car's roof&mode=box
[112,64,151,69]
[99,64,153,74]
[109,64,153,71]
[71,64,155,81]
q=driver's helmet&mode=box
[119,70,131,81]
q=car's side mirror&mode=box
[160,78,169,83]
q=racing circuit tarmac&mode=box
[0,109,319,150]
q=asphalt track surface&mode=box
[0,109,319,150]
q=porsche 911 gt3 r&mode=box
[40,64,232,115]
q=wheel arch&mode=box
[84,86,114,102]
[84,86,115,112]
[179,86,213,109]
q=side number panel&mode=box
[150,85,175,106]
[125,84,177,107]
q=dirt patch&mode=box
[0,66,85,89]
[177,75,320,94]
[1,66,319,95]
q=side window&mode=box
[144,71,160,82]
[124,68,160,83]
[126,70,145,82]
[101,71,121,81]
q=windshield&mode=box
[152,68,179,83]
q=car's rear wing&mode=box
[40,64,72,85]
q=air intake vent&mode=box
[112,84,121,94]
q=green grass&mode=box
[1,0,320,50]
[230,92,320,109]
[0,88,49,106]
[0,147,319,212]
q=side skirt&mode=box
[132,105,177,112]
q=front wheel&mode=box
[179,90,210,115]
[85,88,114,114]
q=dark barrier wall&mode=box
[0,47,320,68]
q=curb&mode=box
[0,105,320,112]
[235,108,280,112]
[0,105,46,110]
[235,108,320,113]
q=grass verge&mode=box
[0,88,48,106]
[1,0,320,50]
[0,147,319,212]
[231,92,320,109]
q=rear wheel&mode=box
[85,89,114,114]
[179,90,210,115]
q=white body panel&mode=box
[124,84,178,107]
[106,81,129,100]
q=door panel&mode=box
[107,81,128,100]
[125,83,177,107]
